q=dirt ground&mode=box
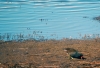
[0,39,100,68]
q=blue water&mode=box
[0,0,100,40]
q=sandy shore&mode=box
[0,39,100,68]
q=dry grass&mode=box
[0,39,100,68]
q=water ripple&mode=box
[0,0,100,39]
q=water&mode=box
[0,0,100,40]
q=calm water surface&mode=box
[0,0,100,40]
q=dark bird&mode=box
[64,48,86,59]
[70,51,86,59]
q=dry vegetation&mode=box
[0,38,100,68]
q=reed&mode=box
[0,31,100,42]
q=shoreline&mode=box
[0,39,100,68]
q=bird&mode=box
[64,48,86,59]
[70,51,85,59]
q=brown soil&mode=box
[0,39,100,68]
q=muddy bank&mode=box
[0,39,100,68]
